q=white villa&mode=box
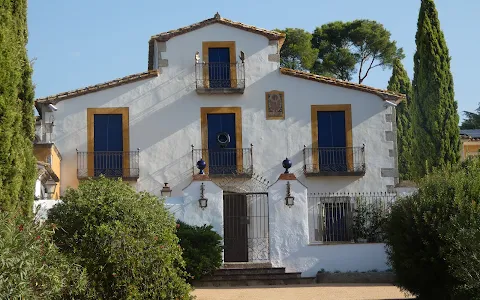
[34,13,405,277]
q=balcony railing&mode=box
[303,146,365,176]
[195,62,245,93]
[192,146,253,177]
[77,150,140,180]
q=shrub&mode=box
[384,158,480,300]
[352,196,390,243]
[0,211,94,299]
[176,220,223,280]
[47,177,192,300]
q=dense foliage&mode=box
[47,177,192,300]
[276,28,318,71]
[311,19,404,83]
[176,220,223,281]
[388,59,413,180]
[0,0,36,214]
[0,211,94,299]
[460,103,480,129]
[410,0,460,178]
[384,158,480,300]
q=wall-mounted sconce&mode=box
[285,181,294,208]
[198,182,208,209]
[44,179,57,199]
[161,183,172,197]
[197,158,206,175]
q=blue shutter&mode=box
[207,113,237,174]
[317,111,347,171]
[208,48,231,88]
[94,114,123,177]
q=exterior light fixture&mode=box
[161,183,172,197]
[198,182,208,210]
[282,157,292,174]
[197,158,206,175]
[44,179,57,199]
[285,181,294,208]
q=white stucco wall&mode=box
[268,177,389,277]
[42,22,396,199]
[166,180,223,238]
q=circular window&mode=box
[216,132,231,147]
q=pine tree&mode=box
[388,59,413,180]
[0,0,36,214]
[410,0,459,177]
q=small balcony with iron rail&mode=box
[191,145,253,177]
[77,150,140,180]
[195,62,245,94]
[303,145,366,177]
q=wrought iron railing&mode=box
[192,145,253,176]
[195,62,245,90]
[303,146,366,176]
[77,150,140,179]
[308,192,396,244]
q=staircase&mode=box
[193,263,316,287]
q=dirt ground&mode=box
[192,284,413,300]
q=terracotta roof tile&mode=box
[280,68,405,102]
[35,70,159,104]
[150,13,285,42]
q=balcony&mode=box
[303,146,365,177]
[77,150,140,180]
[192,146,253,177]
[195,62,245,94]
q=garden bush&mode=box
[384,158,480,300]
[0,210,94,299]
[47,177,192,300]
[176,220,223,280]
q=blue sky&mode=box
[28,0,479,119]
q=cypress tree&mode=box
[0,0,36,214]
[410,0,459,177]
[388,59,413,180]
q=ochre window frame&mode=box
[311,104,353,171]
[87,107,130,177]
[202,41,237,88]
[200,107,242,174]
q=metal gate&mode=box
[223,192,269,262]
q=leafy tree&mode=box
[410,0,460,177]
[384,158,480,299]
[276,28,318,71]
[312,20,404,83]
[388,59,413,180]
[0,0,36,215]
[460,103,480,129]
[48,177,192,299]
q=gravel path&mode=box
[192,284,413,300]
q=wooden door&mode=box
[223,194,248,262]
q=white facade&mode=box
[36,14,403,275]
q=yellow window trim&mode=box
[311,104,353,171]
[202,41,237,88]
[87,107,130,177]
[200,107,242,174]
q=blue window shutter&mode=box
[207,113,237,174]
[208,48,231,88]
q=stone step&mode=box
[193,277,316,287]
[203,272,301,281]
[214,267,286,276]
[221,262,273,269]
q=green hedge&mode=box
[48,177,192,299]
[176,220,223,281]
[385,158,480,300]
